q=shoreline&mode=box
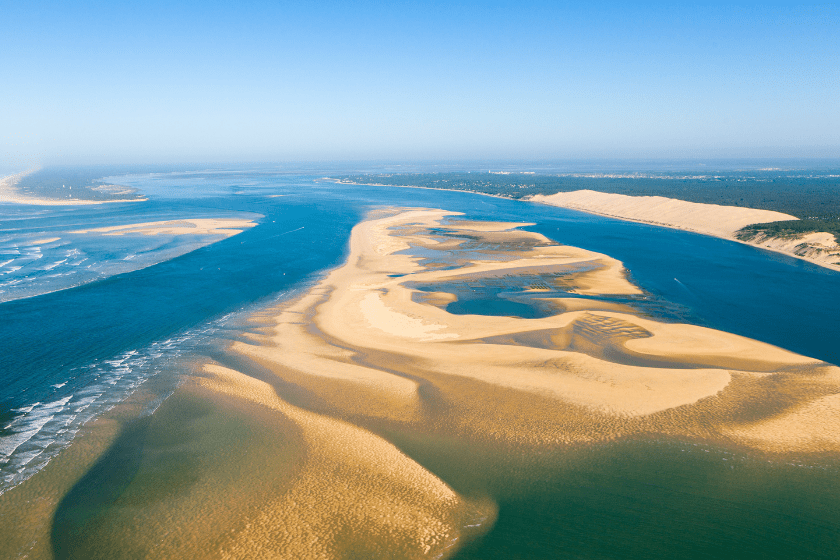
[530,190,840,272]
[4,207,840,557]
[324,179,840,273]
[233,208,840,451]
[0,170,147,206]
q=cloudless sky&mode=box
[1,1,838,167]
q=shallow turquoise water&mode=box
[2,167,840,557]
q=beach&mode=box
[530,189,840,271]
[69,218,257,237]
[4,181,840,559]
[0,171,146,205]
[230,208,839,449]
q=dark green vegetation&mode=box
[14,166,146,201]
[333,171,840,240]
[737,219,840,243]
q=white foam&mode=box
[0,396,72,462]
[43,259,68,271]
[0,316,232,495]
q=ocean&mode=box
[2,166,840,558]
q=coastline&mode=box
[530,190,840,272]
[325,179,840,273]
[5,206,840,558]
[0,170,147,205]
[229,207,840,453]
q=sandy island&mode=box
[158,208,840,556]
[225,208,839,452]
[3,208,840,559]
[530,190,840,271]
[0,171,146,205]
[70,218,256,237]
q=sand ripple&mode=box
[228,209,840,454]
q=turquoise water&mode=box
[2,168,840,557]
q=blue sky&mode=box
[1,1,838,167]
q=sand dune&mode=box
[530,190,840,271]
[530,190,796,238]
[227,208,840,451]
[738,230,840,270]
[6,208,835,560]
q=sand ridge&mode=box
[189,363,485,559]
[738,230,840,270]
[224,209,840,452]
[70,218,257,236]
[16,208,836,559]
[530,189,797,238]
[530,190,840,271]
[0,170,146,205]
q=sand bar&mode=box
[227,208,840,452]
[70,218,257,236]
[7,207,837,559]
[0,170,146,205]
[530,190,840,271]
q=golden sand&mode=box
[530,189,840,272]
[70,218,256,236]
[189,363,482,559]
[225,208,840,451]
[530,189,796,238]
[23,237,61,245]
[8,208,836,559]
[165,208,838,557]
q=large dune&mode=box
[530,190,840,271]
[231,209,840,452]
[530,189,796,238]
[5,208,837,559]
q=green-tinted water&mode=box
[383,432,840,559]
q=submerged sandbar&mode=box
[232,208,837,451]
[8,207,840,559]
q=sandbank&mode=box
[70,218,257,237]
[227,208,840,451]
[530,189,840,272]
[0,171,146,205]
[10,207,838,559]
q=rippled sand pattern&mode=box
[231,208,840,455]
[30,208,837,560]
[192,364,479,559]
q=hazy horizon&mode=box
[2,1,838,169]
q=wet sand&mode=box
[233,208,838,449]
[0,171,146,205]
[6,208,840,559]
[70,218,257,237]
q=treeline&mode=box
[336,172,840,220]
[14,166,145,201]
[737,219,840,243]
